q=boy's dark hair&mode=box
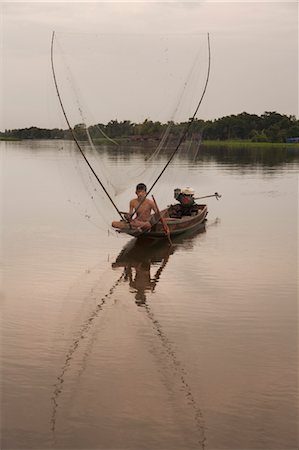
[136,183,147,192]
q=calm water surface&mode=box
[2,140,298,449]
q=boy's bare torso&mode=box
[111,189,157,231]
[130,198,155,222]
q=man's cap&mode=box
[182,186,195,195]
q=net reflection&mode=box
[50,226,209,444]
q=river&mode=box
[2,140,298,449]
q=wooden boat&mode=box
[114,203,208,238]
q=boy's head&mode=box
[136,183,147,197]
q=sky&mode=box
[1,1,298,130]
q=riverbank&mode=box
[200,139,299,150]
[0,137,21,141]
[115,138,299,150]
[1,136,299,150]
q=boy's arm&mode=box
[128,199,136,218]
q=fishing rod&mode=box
[50,31,125,222]
[132,32,211,218]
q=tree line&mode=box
[1,111,299,143]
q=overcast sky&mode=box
[1,1,298,130]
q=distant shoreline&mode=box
[0,111,299,148]
[2,112,298,145]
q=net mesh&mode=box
[51,32,210,229]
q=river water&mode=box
[2,140,298,449]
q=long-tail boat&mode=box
[114,203,208,238]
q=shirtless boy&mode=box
[112,183,157,232]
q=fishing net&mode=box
[51,32,210,230]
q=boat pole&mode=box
[152,195,172,246]
[51,31,125,222]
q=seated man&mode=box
[112,183,157,232]
[174,186,196,215]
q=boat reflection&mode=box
[112,223,206,306]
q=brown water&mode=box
[2,140,298,449]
